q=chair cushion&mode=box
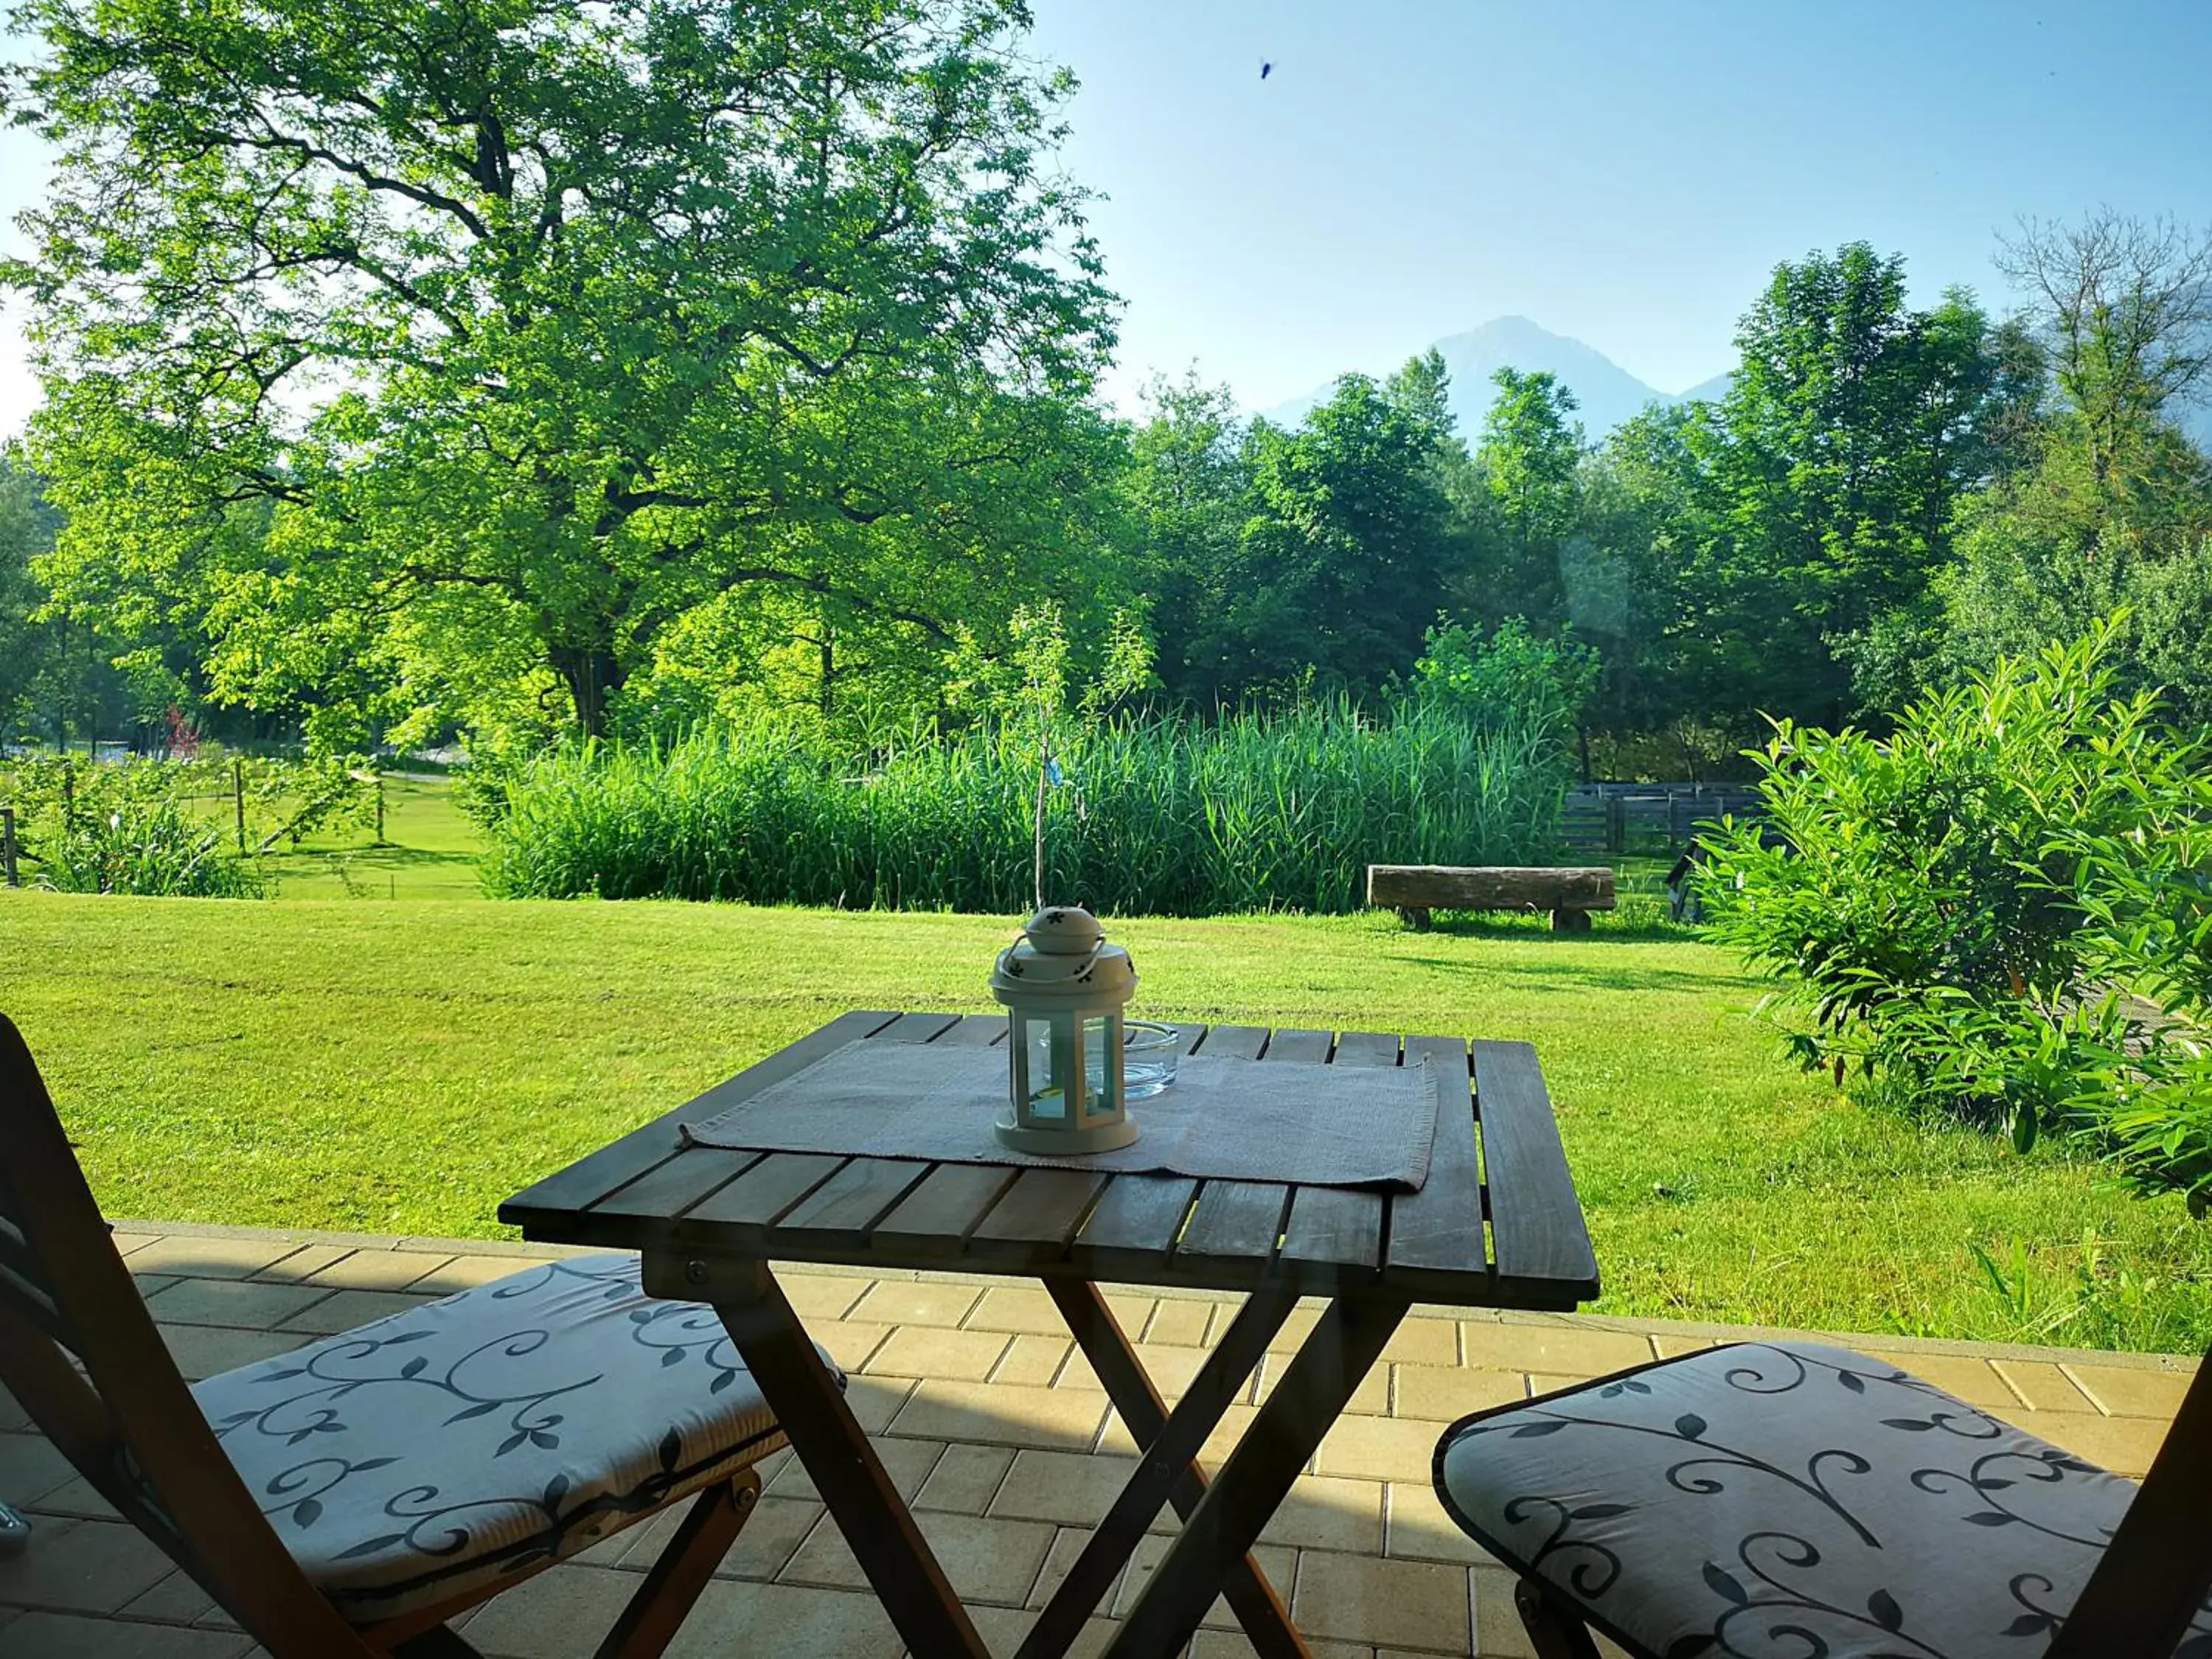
[1435,1340,2212,1658]
[195,1254,826,1621]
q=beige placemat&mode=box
[678,1039,1439,1192]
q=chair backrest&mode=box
[0,1012,365,1652]
[2049,1346,2212,1657]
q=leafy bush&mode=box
[1394,616,1598,739]
[0,752,375,898]
[2060,763,2212,1208]
[1700,626,2193,1142]
[481,698,1572,914]
[40,798,266,897]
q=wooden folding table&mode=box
[501,1010,1599,1658]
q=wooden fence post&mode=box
[234,758,246,855]
[2,807,17,888]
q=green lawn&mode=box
[256,772,486,900]
[6,885,2209,1352]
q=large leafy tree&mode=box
[7,0,1121,742]
[1455,366,1585,630]
[1220,368,1458,703]
[1621,245,2034,734]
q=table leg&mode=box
[1100,1293,1411,1659]
[702,1260,990,1659]
[1026,1281,1303,1659]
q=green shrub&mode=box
[41,799,265,897]
[481,698,1571,914]
[1700,625,2193,1142]
[2061,764,2212,1208]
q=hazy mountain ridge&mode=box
[1262,315,1727,439]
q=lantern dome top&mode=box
[989,906,1136,1004]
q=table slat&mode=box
[873,1012,964,1045]
[1068,1175,1198,1279]
[680,1152,848,1244]
[1329,1031,1401,1068]
[1472,1039,1600,1298]
[1278,1186,1383,1280]
[585,1148,763,1223]
[772,1157,936,1249]
[872,1164,1021,1258]
[1166,1023,1208,1056]
[500,1009,900,1228]
[1176,1180,1288,1267]
[929,1013,1006,1048]
[969,1169,1109,1262]
[1382,1036,1486,1289]
[1259,1028,1330,1065]
[1192,1025,1268,1062]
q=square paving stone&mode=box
[768,1434,942,1503]
[298,1250,453,1290]
[0,1433,77,1507]
[1391,1364,1527,1422]
[1865,1352,2021,1413]
[0,1517,178,1614]
[990,1450,1150,1529]
[810,1319,893,1371]
[1255,1352,1386,1415]
[966,1285,1069,1335]
[156,1325,306,1382]
[866,1325,1013,1382]
[1385,1481,1503,1568]
[122,1236,302,1280]
[1110,1535,1296,1630]
[848,1281,983,1329]
[0,1612,254,1659]
[1988,1359,2098,1413]
[781,1508,1056,1608]
[1140,1298,1214,1347]
[142,1278,334,1331]
[403,1255,568,1295]
[1291,1548,1471,1650]
[1459,1323,1653,1376]
[2062,1361,2195,1419]
[892,1381,1110,1452]
[274,1289,436,1335]
[1257,1475,1385,1555]
[915,1442,1016,1515]
[991,1334,1074,1387]
[1314,1413,1450,1483]
[770,1271,873,1321]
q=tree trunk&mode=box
[554,647,625,739]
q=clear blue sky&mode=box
[4,0,2210,435]
[1023,0,2212,414]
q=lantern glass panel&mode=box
[1082,1015,1119,1116]
[1024,1015,1068,1121]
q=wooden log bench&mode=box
[1366,864,1617,933]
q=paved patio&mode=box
[0,1222,2194,1659]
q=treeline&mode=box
[2,0,2207,768]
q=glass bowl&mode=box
[1121,1020,1180,1099]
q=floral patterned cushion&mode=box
[194,1254,825,1621]
[1434,1341,2212,1658]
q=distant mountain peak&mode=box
[1262,319,1727,439]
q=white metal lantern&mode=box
[988,905,1139,1154]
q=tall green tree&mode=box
[7,0,1121,744]
[1123,372,1253,708]
[1457,366,1585,630]
[1618,245,2032,737]
[1220,369,1458,702]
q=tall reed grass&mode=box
[480,700,1571,914]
